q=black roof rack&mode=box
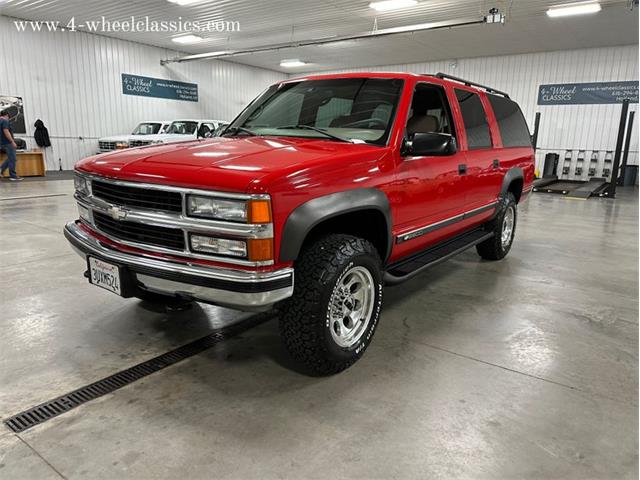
[429,73,510,98]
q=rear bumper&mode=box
[63,221,293,311]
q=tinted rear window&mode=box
[455,89,492,149]
[487,95,532,148]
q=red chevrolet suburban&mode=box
[65,72,534,374]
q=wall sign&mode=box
[537,81,639,105]
[0,95,26,134]
[121,74,198,102]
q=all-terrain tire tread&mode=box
[476,192,517,260]
[279,234,381,375]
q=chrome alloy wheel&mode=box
[328,266,376,348]
[501,205,515,248]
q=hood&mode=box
[98,134,132,143]
[77,136,384,193]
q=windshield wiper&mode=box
[273,125,353,143]
[222,126,258,137]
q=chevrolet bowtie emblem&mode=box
[107,205,128,220]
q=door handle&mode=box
[492,159,500,169]
[458,164,467,175]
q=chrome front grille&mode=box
[99,141,116,151]
[75,174,274,266]
[130,140,152,147]
[92,180,183,213]
[93,211,185,251]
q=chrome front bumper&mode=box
[64,221,294,311]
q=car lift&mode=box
[534,148,609,197]
[533,99,633,199]
[588,151,599,177]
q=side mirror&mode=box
[406,132,457,157]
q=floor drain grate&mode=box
[4,312,273,433]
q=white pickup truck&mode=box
[126,119,226,148]
[97,121,170,153]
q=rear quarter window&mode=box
[454,89,492,150]
[487,95,532,148]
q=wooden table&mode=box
[0,150,46,177]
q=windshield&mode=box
[167,121,199,135]
[131,122,162,135]
[227,78,404,145]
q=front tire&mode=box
[476,192,517,260]
[279,234,383,375]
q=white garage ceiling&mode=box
[1,0,637,72]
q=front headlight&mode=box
[115,142,129,149]
[187,195,247,222]
[74,174,90,196]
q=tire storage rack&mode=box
[533,99,636,199]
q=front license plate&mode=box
[88,257,122,296]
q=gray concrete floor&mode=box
[0,178,637,479]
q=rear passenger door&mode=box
[453,88,500,209]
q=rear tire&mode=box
[279,234,383,375]
[476,192,517,261]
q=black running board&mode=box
[384,229,494,285]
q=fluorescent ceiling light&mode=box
[546,1,601,17]
[172,34,203,44]
[280,59,308,68]
[167,0,205,5]
[369,0,418,12]
[163,17,482,64]
[377,21,438,34]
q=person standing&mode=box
[0,109,23,181]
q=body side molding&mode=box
[396,201,497,244]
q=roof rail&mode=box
[429,73,510,98]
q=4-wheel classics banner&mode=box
[121,73,198,102]
[537,81,639,105]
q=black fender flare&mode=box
[279,188,392,263]
[500,167,524,201]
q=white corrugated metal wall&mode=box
[1,9,637,174]
[301,45,639,171]
[0,15,285,170]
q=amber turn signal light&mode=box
[247,238,274,262]
[247,200,272,224]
